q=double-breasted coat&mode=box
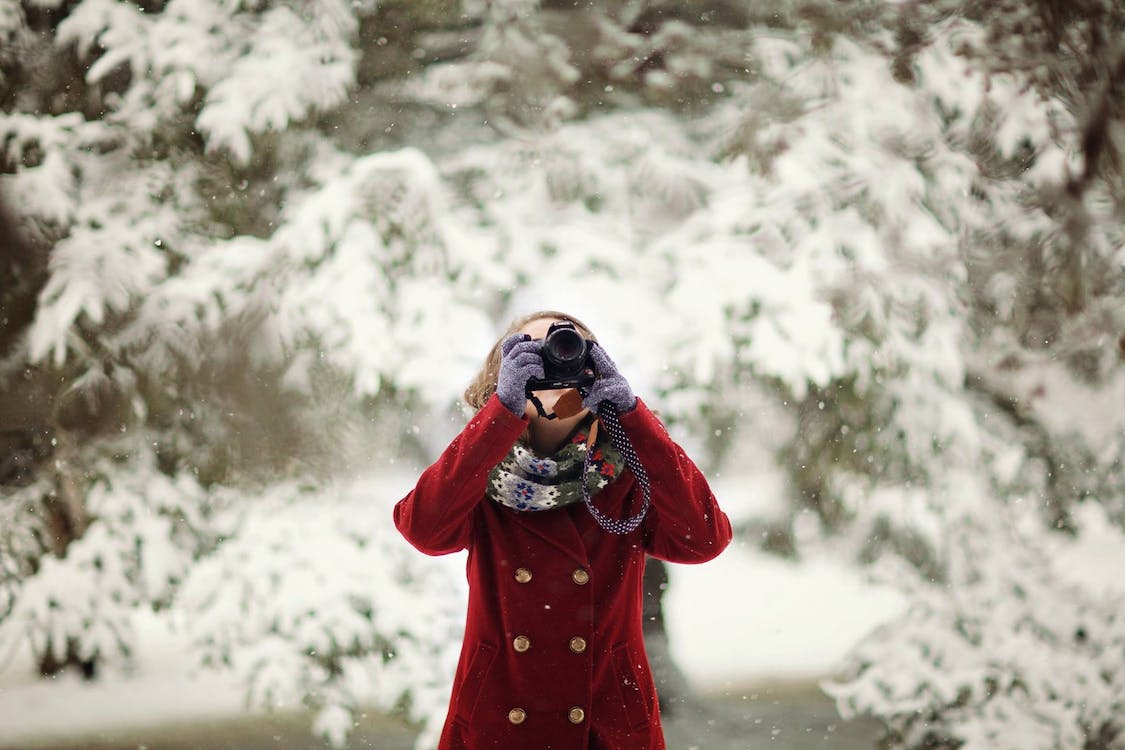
[394,394,732,749]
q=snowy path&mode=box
[3,683,879,750]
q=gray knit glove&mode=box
[583,342,636,414]
[496,333,544,416]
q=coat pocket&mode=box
[455,641,498,724]
[611,643,651,731]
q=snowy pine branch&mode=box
[197,3,358,164]
[176,479,466,748]
[0,445,221,672]
[826,506,1125,750]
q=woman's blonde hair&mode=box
[463,310,598,410]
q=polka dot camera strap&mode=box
[581,403,650,535]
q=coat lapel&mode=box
[507,506,589,568]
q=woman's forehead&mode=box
[518,317,563,339]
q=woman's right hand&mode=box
[495,333,544,416]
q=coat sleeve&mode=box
[393,394,528,556]
[620,398,733,564]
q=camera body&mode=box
[526,321,596,392]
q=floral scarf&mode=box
[487,414,625,513]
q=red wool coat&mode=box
[394,394,732,750]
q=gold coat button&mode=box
[508,708,527,724]
[514,567,532,584]
[568,706,586,724]
[571,568,590,585]
[513,635,531,652]
[569,636,587,653]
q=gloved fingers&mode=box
[584,377,610,398]
[501,332,533,357]
[496,334,545,415]
[507,351,545,375]
[502,340,542,364]
[588,341,620,379]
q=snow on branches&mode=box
[1,3,1122,749]
[175,478,464,749]
[826,499,1125,750]
[195,3,357,164]
[56,0,357,162]
[0,444,219,674]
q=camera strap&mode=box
[526,392,558,420]
[527,388,587,421]
[581,403,650,535]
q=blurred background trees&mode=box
[1,1,1122,748]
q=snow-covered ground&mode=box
[666,540,905,691]
[0,614,246,745]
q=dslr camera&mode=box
[526,321,596,393]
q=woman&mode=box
[394,311,732,750]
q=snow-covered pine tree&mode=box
[808,4,1125,748]
[826,503,1125,750]
[2,1,1123,748]
[0,0,498,741]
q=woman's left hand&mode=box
[583,342,636,414]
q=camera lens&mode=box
[546,327,585,364]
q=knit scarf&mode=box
[487,414,625,513]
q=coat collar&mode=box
[506,504,590,568]
[502,474,637,566]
